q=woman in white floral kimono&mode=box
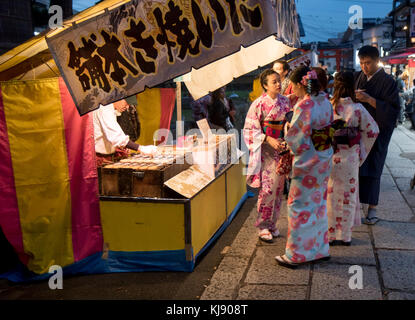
[327,72,379,245]
[243,69,291,243]
[275,66,334,268]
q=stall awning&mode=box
[382,48,415,65]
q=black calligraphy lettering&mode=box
[97,30,138,85]
[154,1,200,62]
[191,0,213,48]
[239,0,262,28]
[208,0,226,31]
[70,34,111,93]
[124,19,157,74]
[153,6,176,63]
[225,0,243,34]
[67,41,92,91]
[68,42,81,70]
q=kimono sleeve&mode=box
[375,76,400,130]
[243,99,265,153]
[285,99,313,156]
[356,103,379,165]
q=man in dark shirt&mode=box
[354,46,400,225]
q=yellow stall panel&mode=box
[100,201,185,252]
[191,174,227,257]
[226,161,247,217]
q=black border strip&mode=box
[184,201,192,261]
[99,195,189,204]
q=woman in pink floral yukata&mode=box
[275,66,334,268]
[243,69,291,243]
[327,72,379,246]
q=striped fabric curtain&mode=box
[136,88,176,146]
[0,77,102,275]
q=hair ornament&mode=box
[300,70,318,86]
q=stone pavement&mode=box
[201,125,415,300]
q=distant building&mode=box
[0,0,33,54]
[389,0,415,52]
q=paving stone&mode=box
[236,284,307,300]
[379,174,397,191]
[387,292,415,300]
[227,224,259,258]
[400,196,415,215]
[386,158,415,169]
[279,200,288,218]
[201,282,235,300]
[378,250,415,291]
[385,152,405,161]
[200,256,250,300]
[395,177,412,192]
[329,232,376,266]
[310,264,382,300]
[389,167,415,178]
[245,245,311,285]
[387,144,401,152]
[399,145,415,153]
[376,191,414,222]
[394,178,415,212]
[353,218,369,232]
[373,221,415,250]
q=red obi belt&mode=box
[262,120,285,139]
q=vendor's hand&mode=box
[139,145,158,155]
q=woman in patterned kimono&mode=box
[243,69,291,243]
[327,72,379,245]
[275,66,334,268]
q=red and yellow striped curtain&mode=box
[0,78,102,275]
[136,88,176,145]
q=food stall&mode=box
[98,133,248,271]
[0,0,300,281]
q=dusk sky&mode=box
[73,0,395,43]
[296,0,394,42]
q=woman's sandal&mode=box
[270,228,280,238]
[275,254,331,269]
[362,208,379,225]
[275,255,299,269]
[258,229,273,243]
[362,216,379,225]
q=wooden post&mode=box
[176,81,183,138]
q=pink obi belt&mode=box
[262,120,285,139]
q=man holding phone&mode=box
[354,46,400,225]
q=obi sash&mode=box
[311,126,333,151]
[332,126,361,150]
[262,120,285,139]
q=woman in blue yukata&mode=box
[275,66,334,268]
